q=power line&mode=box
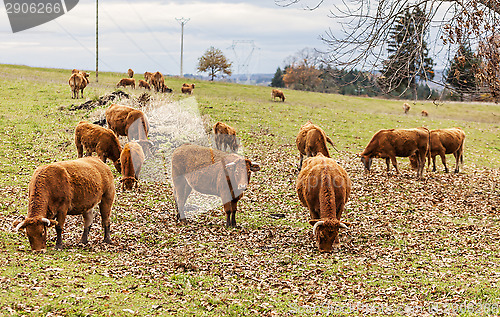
[124,0,179,67]
[176,17,190,77]
[102,9,169,72]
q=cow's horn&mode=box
[225,162,236,168]
[339,222,349,229]
[41,218,51,226]
[312,221,325,236]
[14,220,26,232]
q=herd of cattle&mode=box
[12,70,466,253]
[69,68,196,99]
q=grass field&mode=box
[0,64,499,316]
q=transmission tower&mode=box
[228,40,259,84]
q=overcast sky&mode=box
[0,0,336,76]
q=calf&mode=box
[271,89,285,102]
[403,103,411,114]
[296,121,336,170]
[213,121,239,152]
[13,157,115,251]
[120,142,145,190]
[74,121,122,173]
[128,68,134,78]
[105,104,153,153]
[171,144,260,227]
[421,110,429,117]
[117,78,135,89]
[68,72,89,99]
[138,79,151,90]
[296,154,351,252]
[181,83,195,94]
[360,127,430,178]
[410,128,465,173]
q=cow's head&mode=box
[309,219,349,252]
[113,159,122,174]
[224,158,260,198]
[121,176,137,191]
[14,216,57,252]
[360,155,372,171]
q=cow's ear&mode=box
[309,219,321,226]
[246,160,260,172]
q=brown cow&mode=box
[213,121,239,153]
[144,72,153,83]
[13,157,115,251]
[151,71,165,92]
[120,142,145,190]
[128,68,134,78]
[138,79,151,90]
[74,121,122,173]
[296,154,351,252]
[296,121,336,170]
[181,83,195,94]
[68,72,89,99]
[421,110,429,117]
[171,144,260,227]
[360,127,430,178]
[403,103,411,114]
[105,104,153,153]
[410,128,465,173]
[117,78,135,89]
[271,89,285,102]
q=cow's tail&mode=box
[326,135,339,153]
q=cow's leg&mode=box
[99,190,114,244]
[75,138,84,158]
[173,177,191,222]
[298,153,304,171]
[81,88,84,99]
[432,155,437,172]
[230,201,238,227]
[453,151,460,173]
[80,209,94,245]
[439,153,448,173]
[385,158,391,171]
[418,150,427,178]
[390,156,399,174]
[223,201,238,227]
[54,208,69,250]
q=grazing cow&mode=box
[74,121,122,173]
[403,103,411,114]
[181,83,195,94]
[105,104,153,154]
[117,78,136,89]
[271,89,286,102]
[296,121,336,171]
[68,72,89,99]
[213,121,239,153]
[410,128,466,173]
[171,144,260,227]
[421,110,429,117]
[151,71,165,92]
[360,127,430,178]
[296,154,351,252]
[128,68,134,78]
[162,86,173,93]
[120,142,145,190]
[138,79,151,90]
[144,72,153,83]
[13,157,115,252]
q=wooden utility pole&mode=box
[96,0,99,82]
[176,17,190,77]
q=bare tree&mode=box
[276,0,500,99]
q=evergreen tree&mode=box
[445,43,480,100]
[379,6,434,100]
[270,67,285,87]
